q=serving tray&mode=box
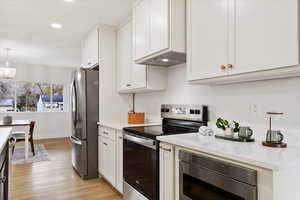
[215,134,255,143]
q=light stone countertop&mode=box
[0,128,12,153]
[157,133,300,171]
[97,121,161,131]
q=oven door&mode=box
[123,133,158,200]
[179,162,257,200]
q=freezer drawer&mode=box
[71,136,87,178]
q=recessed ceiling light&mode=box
[64,0,74,2]
[51,23,63,29]
[161,58,169,62]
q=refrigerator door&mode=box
[71,70,87,140]
[70,136,87,177]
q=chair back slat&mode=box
[29,121,36,138]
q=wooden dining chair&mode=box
[12,121,36,156]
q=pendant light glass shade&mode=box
[0,48,16,79]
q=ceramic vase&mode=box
[224,128,233,136]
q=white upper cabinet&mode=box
[131,62,147,89]
[149,0,169,54]
[133,0,150,60]
[188,0,300,84]
[133,0,186,67]
[117,21,133,91]
[81,26,99,68]
[117,19,167,93]
[233,0,299,74]
[187,0,229,81]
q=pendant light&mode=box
[0,48,16,79]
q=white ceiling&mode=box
[0,0,134,68]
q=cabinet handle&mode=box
[126,84,131,87]
[160,146,172,152]
[119,136,123,139]
[103,142,108,146]
[88,62,92,65]
[103,131,109,135]
[220,65,226,70]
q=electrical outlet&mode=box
[250,104,259,114]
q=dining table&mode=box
[0,120,31,160]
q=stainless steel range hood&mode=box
[136,51,186,67]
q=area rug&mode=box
[12,144,50,165]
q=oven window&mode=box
[123,139,158,200]
[183,173,245,200]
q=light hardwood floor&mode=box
[10,138,122,200]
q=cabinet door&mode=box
[187,0,229,81]
[86,27,99,68]
[116,131,123,193]
[81,39,87,68]
[133,0,150,60]
[102,137,116,186]
[98,136,103,174]
[131,63,147,89]
[159,143,174,200]
[117,21,132,91]
[233,0,299,74]
[149,0,169,54]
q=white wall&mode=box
[0,62,75,139]
[133,64,300,146]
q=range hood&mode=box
[136,51,186,67]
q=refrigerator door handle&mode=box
[70,136,82,145]
[71,79,78,127]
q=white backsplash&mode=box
[132,64,300,146]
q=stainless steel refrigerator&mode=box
[70,68,99,179]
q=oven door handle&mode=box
[123,134,156,150]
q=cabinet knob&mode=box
[220,65,226,70]
[126,84,132,87]
[88,62,92,65]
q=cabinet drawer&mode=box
[99,126,116,141]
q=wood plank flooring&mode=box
[10,138,122,200]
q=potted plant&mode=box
[216,118,240,136]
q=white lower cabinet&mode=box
[116,131,123,193]
[98,126,123,194]
[98,136,103,174]
[101,136,116,186]
[159,143,174,200]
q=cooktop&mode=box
[123,120,207,140]
[123,104,208,140]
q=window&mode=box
[52,84,64,111]
[35,82,51,112]
[0,80,65,112]
[0,81,15,112]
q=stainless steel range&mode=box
[122,104,208,200]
